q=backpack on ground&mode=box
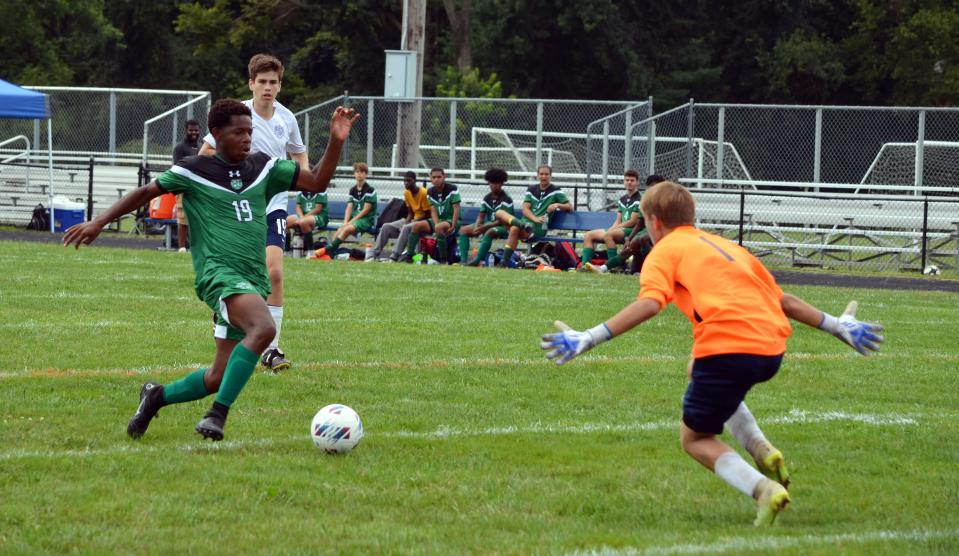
[552,241,580,270]
[376,198,408,229]
[26,204,49,231]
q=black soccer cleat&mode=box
[127,381,164,439]
[195,410,226,441]
[261,348,291,373]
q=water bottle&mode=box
[364,243,374,261]
[291,234,303,258]
[412,253,424,264]
[486,254,495,267]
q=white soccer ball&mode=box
[311,404,364,454]
[923,264,940,276]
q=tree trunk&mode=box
[442,0,472,72]
[396,0,426,171]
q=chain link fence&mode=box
[295,96,642,181]
[0,87,210,167]
[619,103,959,197]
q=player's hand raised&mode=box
[330,107,360,142]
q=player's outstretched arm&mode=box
[781,294,884,356]
[540,298,661,364]
[63,182,166,249]
[297,107,360,193]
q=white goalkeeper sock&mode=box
[268,305,284,351]
[725,402,768,457]
[714,451,765,498]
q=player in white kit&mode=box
[200,54,307,372]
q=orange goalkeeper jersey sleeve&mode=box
[638,226,791,358]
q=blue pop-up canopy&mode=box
[1,79,55,230]
[0,79,49,119]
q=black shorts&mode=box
[682,353,783,434]
[266,209,287,248]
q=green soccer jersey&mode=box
[297,191,327,219]
[524,184,569,223]
[157,152,298,299]
[348,184,377,220]
[428,183,461,221]
[618,190,641,225]
[480,191,513,223]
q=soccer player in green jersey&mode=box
[459,168,514,266]
[316,162,377,257]
[426,168,461,263]
[63,99,359,441]
[287,189,328,251]
[579,169,642,270]
[493,165,572,268]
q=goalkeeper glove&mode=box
[818,301,885,356]
[540,321,613,365]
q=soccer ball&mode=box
[923,264,941,276]
[311,404,364,454]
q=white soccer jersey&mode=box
[203,98,306,213]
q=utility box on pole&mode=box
[384,50,417,100]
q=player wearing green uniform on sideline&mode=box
[63,99,359,441]
[426,170,461,263]
[493,165,571,267]
[287,190,328,252]
[317,162,377,258]
[579,169,642,269]
[460,168,514,266]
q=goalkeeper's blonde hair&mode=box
[640,181,695,228]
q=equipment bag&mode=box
[552,241,580,270]
[26,204,49,231]
[376,198,408,229]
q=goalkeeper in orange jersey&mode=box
[540,181,884,526]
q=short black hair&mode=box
[185,119,200,129]
[208,99,251,132]
[646,174,667,186]
[624,169,640,179]
[484,167,508,184]
[404,171,416,179]
[430,167,445,175]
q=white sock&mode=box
[725,402,767,457]
[268,305,283,351]
[714,451,765,498]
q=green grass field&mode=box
[1,241,957,555]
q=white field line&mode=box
[568,528,959,556]
[2,351,958,379]
[0,410,919,461]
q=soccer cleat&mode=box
[127,381,165,439]
[195,411,226,441]
[261,348,291,373]
[753,441,791,488]
[754,478,791,526]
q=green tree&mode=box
[0,0,123,85]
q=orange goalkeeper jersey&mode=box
[638,226,791,358]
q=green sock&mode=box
[501,247,514,267]
[471,235,493,265]
[582,247,595,264]
[406,232,419,257]
[436,234,447,262]
[329,238,342,252]
[162,369,210,404]
[605,254,624,269]
[607,246,618,258]
[458,234,470,262]
[214,344,259,408]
